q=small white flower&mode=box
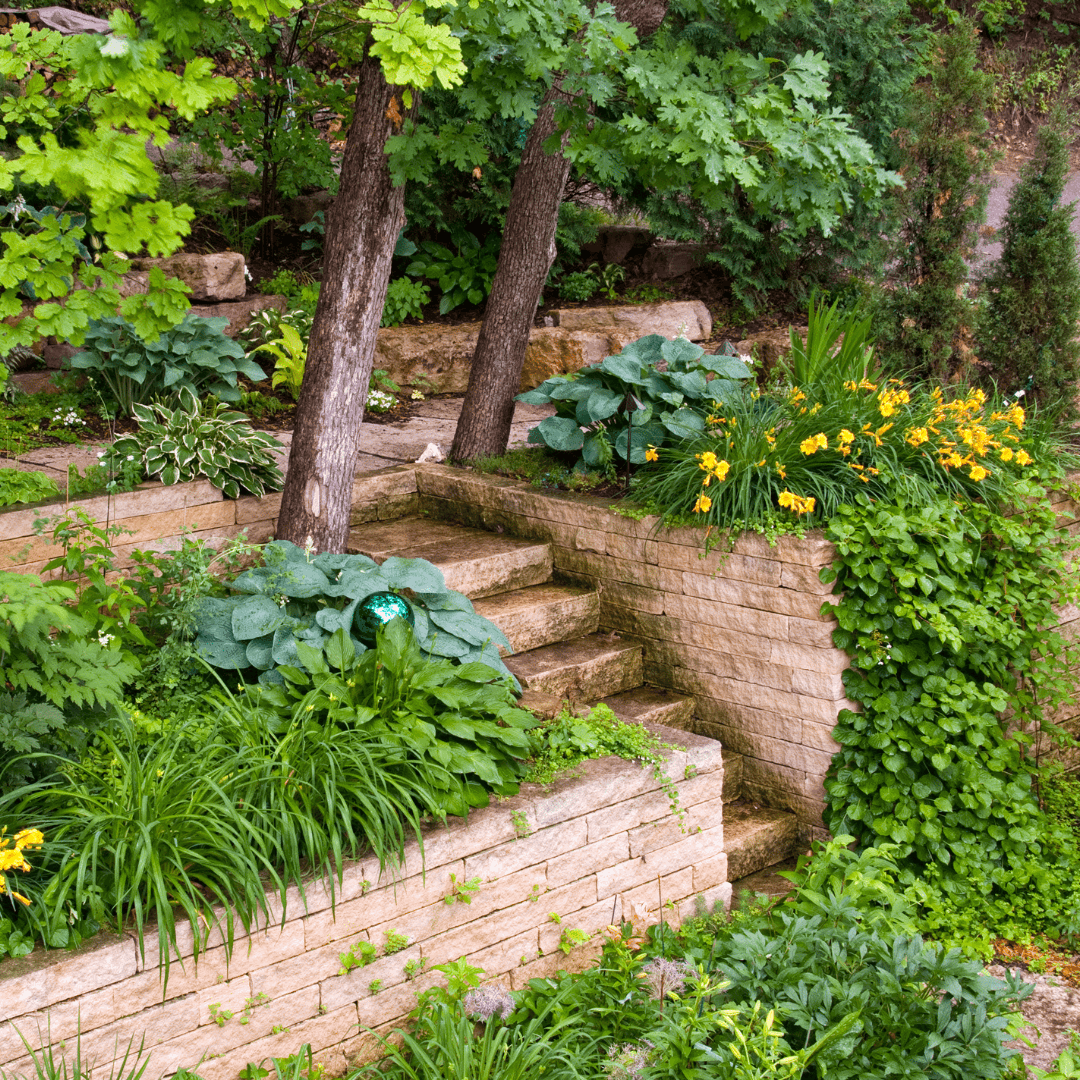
[127,454,135,461]
[97,632,114,647]
[1014,389,1026,400]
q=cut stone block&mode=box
[600,685,694,729]
[473,583,599,653]
[347,517,552,598]
[505,633,642,701]
[721,751,744,803]
[722,801,800,882]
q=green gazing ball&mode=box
[354,591,414,645]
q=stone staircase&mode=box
[348,515,799,891]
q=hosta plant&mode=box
[103,387,284,499]
[517,334,753,472]
[70,313,267,416]
[192,539,516,684]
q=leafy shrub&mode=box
[0,570,135,793]
[191,538,516,684]
[103,388,284,499]
[242,620,536,816]
[556,271,599,303]
[381,277,431,327]
[664,838,1031,1080]
[406,232,500,314]
[255,269,303,296]
[874,22,996,380]
[517,334,753,472]
[978,111,1080,417]
[0,469,58,508]
[70,314,267,416]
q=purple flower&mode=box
[606,1041,655,1080]
[462,985,515,1021]
[641,957,694,1000]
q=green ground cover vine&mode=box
[823,481,1080,947]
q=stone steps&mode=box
[722,801,801,882]
[600,684,694,730]
[349,502,801,889]
[473,582,600,654]
[347,517,551,599]
[505,633,643,701]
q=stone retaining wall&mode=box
[0,731,727,1080]
[0,470,418,576]
[414,465,847,841]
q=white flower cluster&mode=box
[52,407,82,426]
[366,388,396,413]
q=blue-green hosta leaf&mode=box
[529,415,584,452]
[666,370,708,399]
[245,636,274,670]
[421,632,471,658]
[195,636,250,670]
[380,556,446,594]
[700,354,753,380]
[232,594,293,641]
[315,597,361,633]
[661,408,706,440]
[615,421,666,463]
[597,353,644,385]
[274,561,332,599]
[661,337,706,369]
[577,386,623,425]
[427,607,499,647]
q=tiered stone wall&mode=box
[0,468,418,577]
[0,732,726,1080]
[414,465,849,841]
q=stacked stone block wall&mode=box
[0,730,726,1079]
[0,468,419,576]
[414,465,849,841]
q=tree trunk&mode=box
[276,53,412,552]
[449,0,669,463]
[449,88,572,462]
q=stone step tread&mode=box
[722,801,800,882]
[600,686,695,729]
[473,583,600,655]
[347,516,552,598]
[505,633,642,701]
[729,857,799,910]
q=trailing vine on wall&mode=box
[822,484,1080,938]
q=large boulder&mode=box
[129,252,246,301]
[373,301,713,393]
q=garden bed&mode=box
[0,728,728,1080]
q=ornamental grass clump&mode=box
[635,377,1043,532]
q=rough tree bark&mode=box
[449,0,669,463]
[276,53,414,552]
